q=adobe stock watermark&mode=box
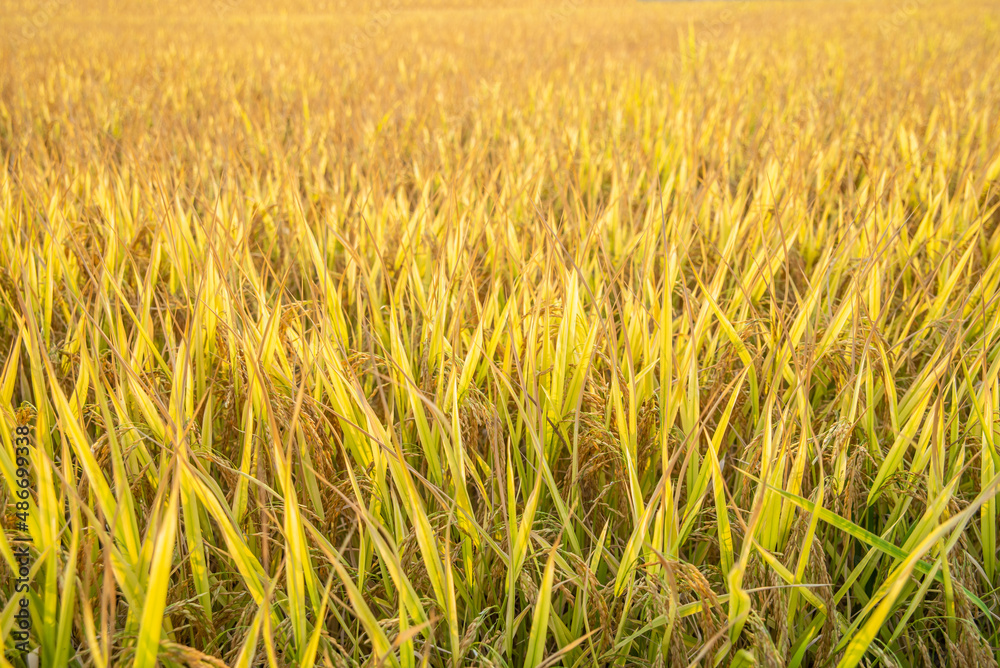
[693,0,753,49]
[121,67,165,114]
[545,0,584,25]
[878,0,931,37]
[449,91,482,125]
[8,405,35,659]
[5,0,73,48]
[340,0,403,57]
[213,0,241,19]
[447,80,503,125]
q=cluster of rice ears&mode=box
[1,0,1000,666]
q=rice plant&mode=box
[1,0,999,666]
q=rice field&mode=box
[1,0,1000,666]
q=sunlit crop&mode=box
[1,1,999,666]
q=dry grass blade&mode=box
[1,1,999,666]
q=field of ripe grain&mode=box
[1,0,1000,666]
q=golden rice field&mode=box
[1,0,1000,666]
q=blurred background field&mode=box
[1,0,1000,667]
